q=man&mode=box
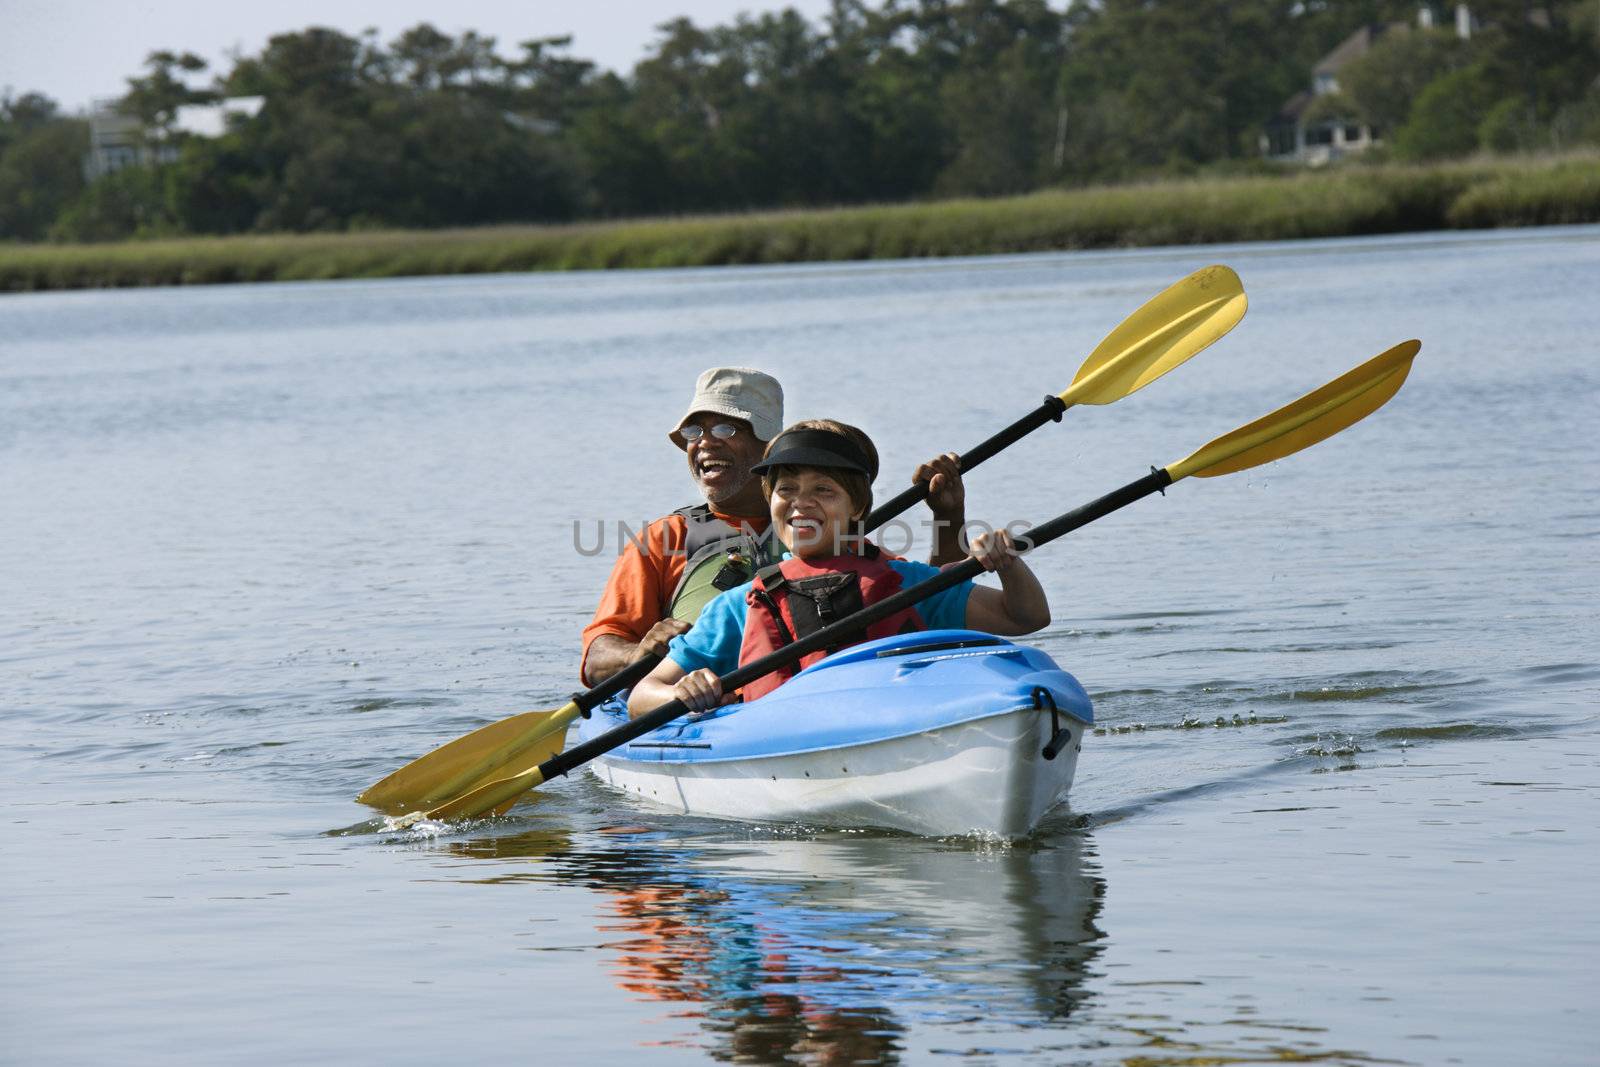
[580,366,967,685]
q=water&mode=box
[3,226,1597,1065]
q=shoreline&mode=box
[3,153,1597,292]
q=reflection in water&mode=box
[447,826,1106,1063]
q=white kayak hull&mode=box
[590,706,1082,837]
[580,631,1092,838]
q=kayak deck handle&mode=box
[1036,687,1074,761]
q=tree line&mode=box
[3,0,1598,242]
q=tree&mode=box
[1390,65,1501,158]
[10,1,1600,241]
[1,90,61,157]
[569,75,676,216]
[1338,26,1468,137]
[504,36,600,124]
[224,27,372,109]
[1549,84,1600,149]
[1057,0,1312,180]
[50,164,173,241]
[0,110,88,241]
[388,24,504,92]
[165,132,269,235]
[122,51,217,128]
[926,0,1066,195]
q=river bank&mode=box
[2,153,1597,292]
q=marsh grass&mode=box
[1445,157,1600,226]
[3,153,1596,291]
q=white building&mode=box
[1260,5,1476,165]
[84,96,265,180]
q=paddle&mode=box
[863,264,1245,529]
[357,265,1246,815]
[401,340,1421,824]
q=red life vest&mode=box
[738,545,923,702]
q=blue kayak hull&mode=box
[578,630,1092,837]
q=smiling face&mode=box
[768,467,865,559]
[681,414,767,512]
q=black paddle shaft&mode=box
[575,656,657,714]
[580,395,1071,711]
[543,464,1173,780]
[862,396,1068,531]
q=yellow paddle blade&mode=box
[1059,265,1246,407]
[357,701,580,815]
[1165,340,1421,482]
[418,763,550,823]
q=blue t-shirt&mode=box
[667,558,973,677]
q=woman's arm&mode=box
[626,656,732,719]
[961,529,1050,636]
[627,586,748,717]
[627,657,688,718]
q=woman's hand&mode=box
[962,527,1049,636]
[673,668,727,714]
[631,663,736,719]
[968,528,1023,574]
[915,452,967,566]
[914,451,965,519]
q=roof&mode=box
[1268,89,1313,126]
[1314,25,1392,77]
[1273,21,1407,116]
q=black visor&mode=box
[751,429,876,480]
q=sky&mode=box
[0,0,836,112]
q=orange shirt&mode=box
[580,507,771,681]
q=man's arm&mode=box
[580,514,691,685]
[582,634,636,687]
[582,621,691,687]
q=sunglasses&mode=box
[678,422,744,443]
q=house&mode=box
[1261,4,1475,164]
[84,99,168,179]
[84,96,264,180]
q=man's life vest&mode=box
[738,544,923,702]
[665,504,782,623]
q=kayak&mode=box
[576,629,1094,838]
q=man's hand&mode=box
[583,620,692,686]
[633,618,692,661]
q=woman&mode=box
[628,419,1050,718]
